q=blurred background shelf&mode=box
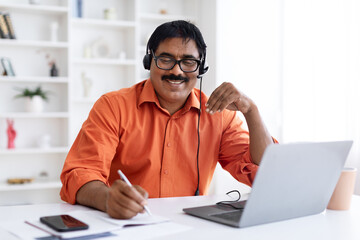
[139,13,195,22]
[72,58,136,66]
[0,147,69,155]
[0,181,62,192]
[0,39,68,48]
[0,76,68,83]
[0,3,68,15]
[0,0,212,205]
[71,18,135,28]
[0,112,69,118]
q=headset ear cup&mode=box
[199,60,208,75]
[143,54,151,70]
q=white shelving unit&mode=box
[0,76,69,83]
[0,0,70,205]
[0,147,69,154]
[72,58,136,65]
[0,181,62,191]
[69,0,137,140]
[0,0,213,205]
[71,18,136,28]
[0,39,68,48]
[139,13,196,22]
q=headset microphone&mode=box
[197,66,209,79]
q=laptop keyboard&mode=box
[210,209,244,222]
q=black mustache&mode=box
[162,74,189,82]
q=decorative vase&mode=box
[81,72,93,98]
[104,8,117,20]
[50,21,59,42]
[25,96,44,113]
[38,134,51,148]
[29,0,40,4]
[50,63,59,77]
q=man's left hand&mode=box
[205,82,253,115]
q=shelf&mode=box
[0,112,69,118]
[0,181,62,191]
[0,39,68,49]
[0,147,69,155]
[139,13,195,22]
[71,18,136,29]
[0,76,68,83]
[73,98,97,104]
[0,3,68,15]
[73,58,136,66]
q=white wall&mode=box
[197,0,218,96]
[211,0,360,195]
[215,0,283,138]
[209,0,283,195]
[282,0,360,194]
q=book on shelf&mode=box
[4,12,16,39]
[0,12,10,39]
[0,12,16,39]
[72,0,83,18]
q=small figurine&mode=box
[6,119,16,149]
[81,72,93,98]
[50,63,59,77]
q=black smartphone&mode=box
[40,214,89,232]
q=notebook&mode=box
[183,141,353,228]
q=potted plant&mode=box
[14,86,50,113]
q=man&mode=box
[60,20,274,219]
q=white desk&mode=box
[1,194,360,240]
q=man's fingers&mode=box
[115,186,145,211]
[106,180,147,219]
[133,185,149,199]
[206,83,238,114]
[206,83,227,109]
[217,92,239,112]
[206,83,227,113]
[107,205,140,219]
[118,182,146,204]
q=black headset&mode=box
[143,44,209,76]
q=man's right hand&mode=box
[76,180,149,219]
[106,180,149,219]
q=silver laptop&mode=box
[183,141,353,228]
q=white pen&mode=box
[117,169,152,216]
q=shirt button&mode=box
[164,170,169,175]
[167,142,171,147]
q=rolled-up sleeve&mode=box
[60,95,120,204]
[218,112,257,186]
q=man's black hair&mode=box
[147,20,207,59]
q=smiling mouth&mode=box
[166,79,185,84]
[161,74,189,84]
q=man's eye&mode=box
[159,58,174,64]
[182,60,197,66]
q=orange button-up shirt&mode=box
[60,79,258,204]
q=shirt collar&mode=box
[138,79,201,113]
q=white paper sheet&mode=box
[110,222,192,240]
[0,221,47,240]
[95,211,169,227]
[22,210,170,239]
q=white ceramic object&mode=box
[29,0,40,4]
[25,96,44,113]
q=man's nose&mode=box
[169,62,183,75]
